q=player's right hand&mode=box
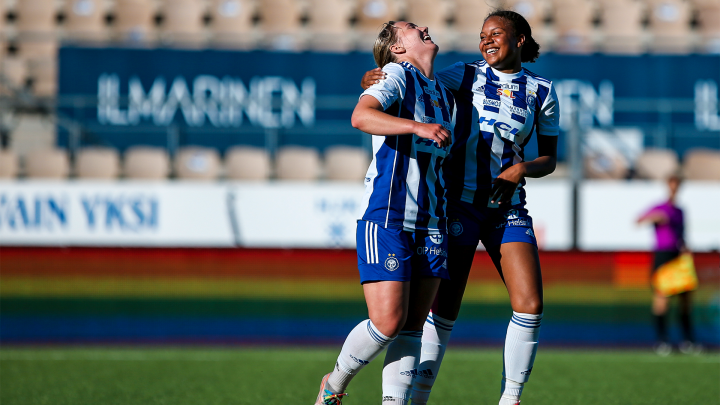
[414,123,451,148]
[361,68,387,90]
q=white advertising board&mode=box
[579,181,720,251]
[524,180,573,250]
[0,181,235,246]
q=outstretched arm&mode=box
[351,95,451,147]
[490,135,557,205]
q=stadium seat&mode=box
[159,0,206,47]
[647,0,692,54]
[113,0,157,43]
[694,0,720,54]
[633,148,679,180]
[123,146,171,180]
[75,147,121,179]
[452,0,496,51]
[682,148,720,180]
[15,0,57,33]
[174,146,221,180]
[1,57,29,92]
[508,0,547,30]
[24,148,70,179]
[27,58,56,97]
[584,153,629,179]
[404,0,451,41]
[306,0,354,52]
[208,0,256,48]
[324,146,370,181]
[551,0,596,54]
[257,0,304,51]
[275,146,321,181]
[598,0,645,54]
[63,0,109,42]
[355,0,401,35]
[224,146,272,180]
[0,149,19,178]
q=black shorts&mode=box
[652,250,680,273]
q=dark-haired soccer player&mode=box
[362,10,559,405]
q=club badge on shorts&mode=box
[385,254,399,271]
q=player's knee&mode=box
[512,297,543,315]
[371,315,406,338]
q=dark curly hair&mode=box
[485,10,540,63]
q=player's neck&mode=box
[398,55,435,80]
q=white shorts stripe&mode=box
[365,222,370,263]
[373,223,379,264]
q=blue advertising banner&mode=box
[57,48,720,159]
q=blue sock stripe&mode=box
[511,315,542,329]
[367,321,390,345]
[399,330,423,338]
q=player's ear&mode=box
[516,34,525,48]
[390,43,405,54]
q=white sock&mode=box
[381,330,423,404]
[411,312,455,405]
[500,312,542,404]
[326,319,395,394]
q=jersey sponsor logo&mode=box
[424,87,441,98]
[500,83,520,91]
[478,116,521,136]
[421,115,436,124]
[496,218,530,229]
[385,254,400,271]
[483,98,501,108]
[509,105,528,118]
[497,88,515,99]
[416,246,448,257]
[431,99,440,108]
[449,221,463,236]
[429,234,444,244]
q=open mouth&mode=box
[486,48,499,55]
[422,33,432,43]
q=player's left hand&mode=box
[361,68,387,90]
[490,165,525,204]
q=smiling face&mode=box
[480,16,524,72]
[392,21,439,57]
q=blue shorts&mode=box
[356,220,450,284]
[447,200,537,248]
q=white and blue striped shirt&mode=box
[359,62,456,233]
[436,60,559,208]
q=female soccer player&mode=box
[637,175,700,355]
[362,10,559,405]
[314,21,456,405]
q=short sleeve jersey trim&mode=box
[359,62,456,233]
[436,60,560,208]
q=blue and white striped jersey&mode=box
[436,60,559,208]
[359,61,456,234]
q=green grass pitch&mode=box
[1,347,718,404]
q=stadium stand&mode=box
[306,0,355,52]
[15,0,59,62]
[551,0,596,54]
[75,147,121,179]
[207,0,256,48]
[508,0,547,32]
[113,0,157,43]
[1,57,28,92]
[0,149,19,178]
[453,0,496,51]
[584,152,629,179]
[275,145,322,181]
[647,0,692,54]
[324,146,370,181]
[27,58,56,97]
[257,0,304,50]
[224,146,272,180]
[123,146,171,180]
[598,0,645,54]
[174,146,221,180]
[159,0,206,47]
[404,0,451,41]
[695,0,720,53]
[355,0,400,36]
[682,148,720,180]
[63,0,109,42]
[24,148,70,179]
[634,148,680,180]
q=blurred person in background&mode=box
[314,21,455,405]
[360,9,559,405]
[637,175,700,356]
